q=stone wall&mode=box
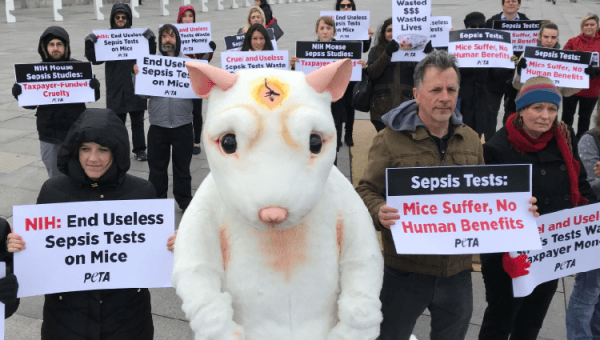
[20,0,123,9]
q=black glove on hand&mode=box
[0,273,18,305]
[143,29,155,41]
[84,33,98,44]
[517,57,527,76]
[12,83,21,99]
[89,77,100,89]
[386,40,399,56]
[423,40,434,54]
[585,66,600,79]
[209,41,216,51]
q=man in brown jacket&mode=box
[356,50,483,340]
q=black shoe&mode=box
[135,150,147,161]
[193,145,201,155]
[345,137,354,147]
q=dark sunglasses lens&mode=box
[340,4,351,8]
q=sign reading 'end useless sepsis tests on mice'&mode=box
[386,165,541,254]
[12,199,175,298]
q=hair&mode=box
[178,8,195,23]
[373,17,392,58]
[241,24,273,51]
[243,6,266,33]
[501,0,520,4]
[335,0,356,10]
[539,21,558,38]
[413,50,461,89]
[316,16,336,36]
[159,24,174,38]
[580,13,600,31]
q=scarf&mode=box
[506,112,588,208]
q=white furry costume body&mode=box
[172,60,384,340]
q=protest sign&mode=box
[224,28,277,52]
[521,47,591,88]
[135,55,205,99]
[295,41,362,81]
[14,62,95,107]
[430,16,452,48]
[320,10,370,41]
[591,52,599,67]
[170,22,212,54]
[449,29,514,68]
[391,0,431,62]
[221,50,289,73]
[386,165,541,254]
[13,199,175,298]
[93,28,149,61]
[493,20,543,52]
[512,203,600,297]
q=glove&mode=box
[84,33,98,44]
[585,66,600,79]
[510,54,519,66]
[143,29,155,41]
[517,57,527,76]
[89,77,100,90]
[209,41,216,51]
[502,252,531,279]
[423,40,434,54]
[0,273,18,305]
[12,83,22,99]
[385,40,399,56]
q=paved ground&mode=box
[1,0,599,338]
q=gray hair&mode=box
[413,49,461,89]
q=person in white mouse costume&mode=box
[171,59,384,340]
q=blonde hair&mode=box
[580,13,599,31]
[243,6,266,33]
[315,16,336,36]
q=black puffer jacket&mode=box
[85,4,155,114]
[31,26,100,144]
[0,218,20,319]
[37,109,156,340]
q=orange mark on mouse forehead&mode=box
[248,76,290,110]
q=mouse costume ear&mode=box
[305,58,353,102]
[186,61,239,99]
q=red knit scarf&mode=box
[506,112,588,208]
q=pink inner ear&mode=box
[305,59,353,102]
[186,61,239,99]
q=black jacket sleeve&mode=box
[363,37,372,53]
[0,219,19,319]
[84,39,104,65]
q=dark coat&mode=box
[0,218,20,318]
[37,109,156,340]
[484,126,595,216]
[366,47,416,121]
[459,67,491,135]
[85,4,154,114]
[32,26,100,144]
[259,2,273,25]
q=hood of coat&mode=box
[57,109,131,187]
[110,3,133,29]
[38,26,70,62]
[159,24,181,56]
[381,99,463,132]
[177,5,195,23]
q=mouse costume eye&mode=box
[221,134,237,154]
[309,134,322,154]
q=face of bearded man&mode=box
[161,30,176,54]
[47,38,66,60]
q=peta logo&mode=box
[554,259,576,272]
[25,216,62,231]
[455,238,479,248]
[84,272,110,283]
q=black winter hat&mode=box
[464,12,486,28]
[43,33,67,47]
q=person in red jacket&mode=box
[177,5,216,155]
[563,13,600,140]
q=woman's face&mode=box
[251,30,266,51]
[339,0,352,11]
[539,28,558,48]
[521,102,558,138]
[181,10,194,23]
[250,11,263,25]
[255,0,261,6]
[582,19,599,37]
[79,142,113,181]
[317,20,334,42]
[385,24,393,42]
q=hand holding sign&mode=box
[379,205,400,229]
[503,252,531,278]
[7,232,25,252]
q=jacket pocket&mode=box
[452,153,479,165]
[396,154,436,167]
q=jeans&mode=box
[561,95,598,141]
[566,268,600,340]
[379,265,473,340]
[40,141,62,178]
[117,110,146,154]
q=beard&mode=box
[162,43,175,52]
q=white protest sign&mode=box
[391,0,431,62]
[221,50,289,73]
[512,203,600,297]
[493,20,543,52]
[93,28,150,61]
[592,52,599,67]
[13,199,175,298]
[135,55,205,98]
[14,62,95,107]
[295,41,362,81]
[167,22,212,54]
[386,165,541,254]
[430,16,452,48]
[0,263,4,338]
[449,29,514,68]
[521,47,591,88]
[320,10,370,41]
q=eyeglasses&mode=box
[115,15,127,20]
[339,4,352,8]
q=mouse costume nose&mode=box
[258,207,289,225]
